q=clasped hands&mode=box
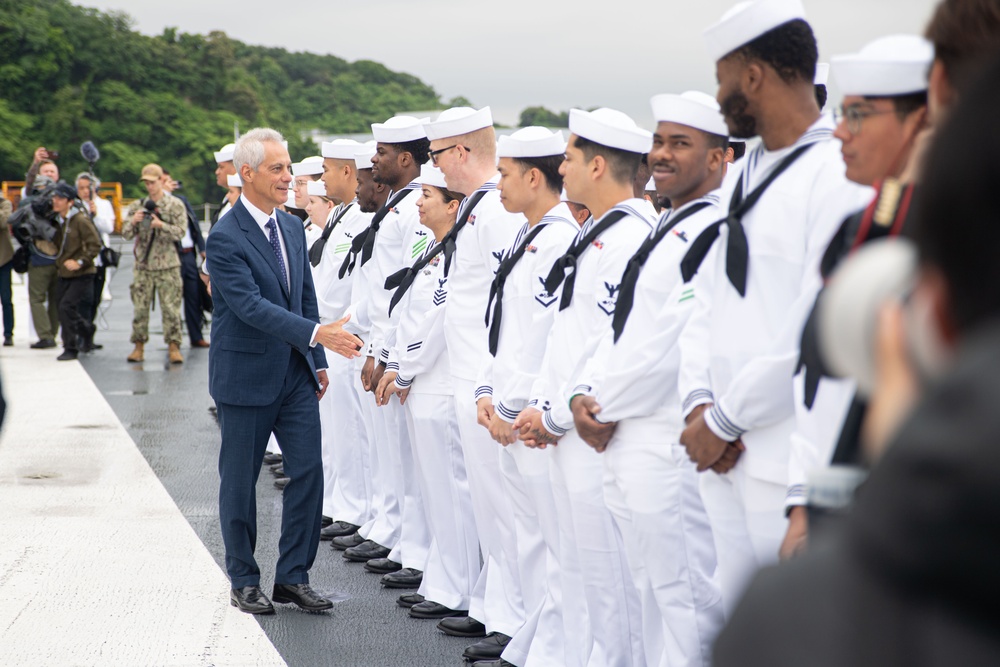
[679,404,744,474]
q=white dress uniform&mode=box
[477,201,580,667]
[531,197,653,667]
[354,177,433,570]
[444,177,525,636]
[677,117,872,615]
[387,230,480,611]
[312,200,375,527]
[575,195,726,667]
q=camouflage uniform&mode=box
[122,192,186,344]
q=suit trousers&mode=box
[452,376,524,638]
[179,250,205,343]
[321,353,371,526]
[550,430,645,667]
[698,465,787,618]
[405,392,479,610]
[56,275,94,352]
[217,350,324,589]
[603,436,724,667]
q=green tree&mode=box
[518,106,570,128]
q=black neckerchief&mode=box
[308,202,353,268]
[485,221,552,356]
[543,209,628,311]
[338,188,414,278]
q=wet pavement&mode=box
[4,241,472,666]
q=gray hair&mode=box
[75,171,101,191]
[233,128,285,174]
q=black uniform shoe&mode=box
[80,322,96,352]
[263,452,283,465]
[230,586,275,615]
[343,539,390,562]
[273,476,289,490]
[320,521,360,540]
[436,616,487,638]
[365,558,403,575]
[321,515,333,527]
[380,567,422,588]
[3,336,12,347]
[30,339,56,349]
[408,601,467,619]
[397,593,425,608]
[272,583,333,612]
[57,350,79,361]
[462,632,512,661]
[330,532,364,551]
[270,464,284,476]
[472,660,516,667]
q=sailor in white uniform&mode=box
[571,92,729,667]
[677,0,872,615]
[514,107,654,667]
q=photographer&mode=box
[161,170,209,348]
[121,164,186,364]
[51,183,100,361]
[75,172,115,344]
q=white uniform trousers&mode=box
[356,366,397,548]
[322,354,372,526]
[603,436,724,667]
[698,465,787,618]
[452,376,525,638]
[551,430,645,667]
[380,397,430,570]
[404,392,479,609]
[499,443,578,667]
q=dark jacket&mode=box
[715,319,1000,666]
[56,209,101,278]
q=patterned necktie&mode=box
[265,218,288,289]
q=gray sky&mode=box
[80,0,939,127]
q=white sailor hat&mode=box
[497,127,566,158]
[322,139,362,160]
[650,91,728,137]
[814,62,830,86]
[704,0,807,62]
[226,174,242,187]
[831,35,934,97]
[292,156,324,177]
[306,180,328,197]
[214,143,235,163]
[354,141,377,170]
[420,164,449,189]
[568,108,652,154]
[424,107,493,141]
[372,116,428,144]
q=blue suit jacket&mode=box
[207,199,327,407]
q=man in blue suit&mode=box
[207,127,363,614]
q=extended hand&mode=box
[513,408,561,449]
[316,314,363,359]
[571,395,616,453]
[476,397,495,430]
[680,412,732,472]
[316,369,329,400]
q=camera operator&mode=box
[23,147,61,349]
[161,170,209,349]
[75,172,115,346]
[121,164,186,364]
[24,146,59,197]
[50,183,100,361]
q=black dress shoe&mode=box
[364,558,402,574]
[272,583,333,612]
[321,515,333,527]
[472,660,516,667]
[3,336,12,347]
[273,476,289,490]
[30,339,56,349]
[462,632,512,661]
[437,616,487,638]
[397,593,425,608]
[270,464,284,476]
[380,567,422,588]
[409,600,468,619]
[263,453,283,465]
[320,521,360,540]
[230,585,275,615]
[343,539,390,562]
[57,350,79,361]
[330,532,364,551]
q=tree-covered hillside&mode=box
[0,0,454,200]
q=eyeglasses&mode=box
[429,144,469,165]
[833,105,896,135]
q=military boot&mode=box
[168,342,184,364]
[127,342,144,363]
